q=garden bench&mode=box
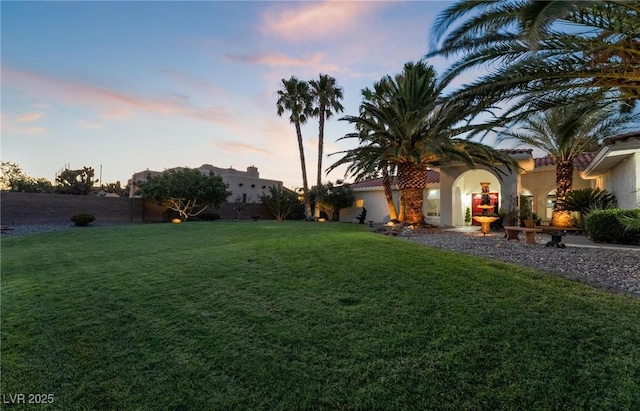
[503,226,543,245]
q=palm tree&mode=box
[327,82,399,221]
[330,61,516,226]
[309,74,344,188]
[276,76,313,218]
[327,136,400,222]
[497,102,638,226]
[427,1,640,125]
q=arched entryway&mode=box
[438,159,525,228]
[451,170,501,226]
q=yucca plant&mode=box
[559,187,617,227]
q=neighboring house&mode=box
[128,165,283,203]
[340,132,640,226]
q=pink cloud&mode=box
[22,127,47,135]
[261,0,385,42]
[2,65,239,127]
[159,69,226,96]
[306,137,319,150]
[101,108,133,120]
[227,53,347,77]
[16,112,44,122]
[78,120,103,129]
[216,141,272,155]
[224,52,323,67]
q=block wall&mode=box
[0,192,274,225]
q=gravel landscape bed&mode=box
[402,229,640,298]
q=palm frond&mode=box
[429,0,640,122]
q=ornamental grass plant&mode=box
[2,221,639,409]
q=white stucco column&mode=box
[438,167,457,227]
[498,168,520,216]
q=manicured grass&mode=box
[2,221,640,410]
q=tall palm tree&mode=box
[327,82,399,221]
[276,76,313,218]
[330,61,516,226]
[427,1,640,126]
[309,74,344,188]
[497,102,639,226]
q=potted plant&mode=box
[519,195,535,228]
[464,207,472,226]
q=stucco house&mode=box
[340,131,640,226]
[581,131,640,209]
[128,165,283,203]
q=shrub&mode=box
[560,187,617,214]
[518,195,541,226]
[519,195,533,220]
[560,187,617,228]
[584,209,640,245]
[138,168,231,221]
[197,213,220,221]
[71,213,96,226]
[259,185,300,221]
[311,182,355,222]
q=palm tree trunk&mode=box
[317,105,325,188]
[401,187,425,226]
[314,106,326,219]
[396,162,427,226]
[552,160,573,227]
[382,168,398,221]
[294,118,312,218]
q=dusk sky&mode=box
[1,1,478,190]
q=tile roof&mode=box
[497,148,534,155]
[534,152,597,171]
[603,130,640,146]
[349,170,441,189]
[348,151,602,189]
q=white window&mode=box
[426,189,440,216]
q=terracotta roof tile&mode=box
[426,170,440,184]
[497,148,534,155]
[349,170,440,189]
[348,177,385,189]
[534,152,597,171]
[604,130,640,146]
[349,150,601,189]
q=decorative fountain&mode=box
[473,182,499,235]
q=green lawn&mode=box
[2,221,639,410]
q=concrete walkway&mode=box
[446,226,640,251]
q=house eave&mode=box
[582,139,640,179]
